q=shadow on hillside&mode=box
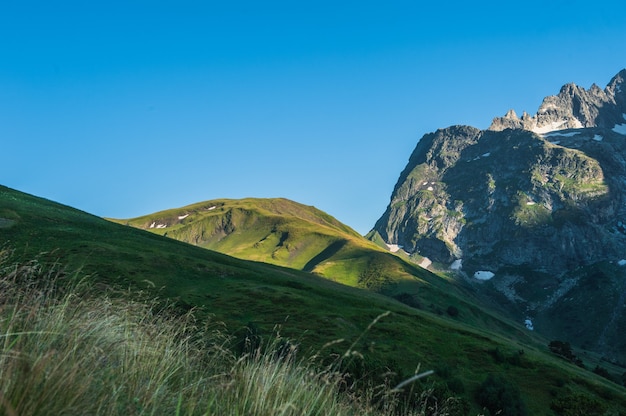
[302,240,347,272]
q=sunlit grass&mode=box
[0,252,228,415]
[0,252,458,416]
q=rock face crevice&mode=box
[373,69,626,360]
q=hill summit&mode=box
[372,69,626,361]
[115,197,492,320]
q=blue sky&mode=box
[1,1,625,234]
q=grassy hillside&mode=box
[113,198,401,276]
[113,198,516,331]
[115,198,360,272]
[2,185,626,414]
[3,251,450,416]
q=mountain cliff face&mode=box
[373,69,626,360]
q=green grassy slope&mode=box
[113,197,394,274]
[117,199,352,274]
[2,184,626,414]
[113,198,508,329]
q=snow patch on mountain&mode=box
[613,123,626,135]
[450,259,463,270]
[386,244,403,253]
[418,257,432,269]
[533,121,566,134]
[474,271,495,280]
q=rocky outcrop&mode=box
[374,127,616,269]
[373,69,626,360]
[490,69,626,133]
[374,125,481,262]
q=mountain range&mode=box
[120,69,626,365]
[4,69,626,414]
[5,183,626,414]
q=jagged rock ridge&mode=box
[373,69,626,360]
[490,69,626,133]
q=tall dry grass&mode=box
[0,251,457,415]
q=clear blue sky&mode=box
[2,1,625,234]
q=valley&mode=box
[3,183,626,414]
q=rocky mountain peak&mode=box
[489,69,626,134]
[608,68,626,90]
[607,68,626,108]
[373,69,626,360]
[504,109,518,119]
